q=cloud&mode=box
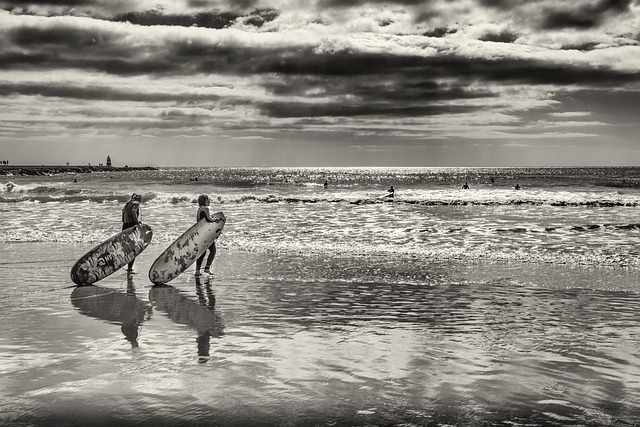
[549,111,591,118]
[479,29,519,43]
[1,1,640,165]
[540,0,634,30]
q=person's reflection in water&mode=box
[149,276,224,363]
[121,276,142,347]
[71,276,152,348]
[195,276,216,361]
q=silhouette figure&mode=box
[149,277,224,363]
[71,276,152,348]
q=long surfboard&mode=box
[70,224,153,285]
[149,212,226,285]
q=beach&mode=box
[2,167,640,426]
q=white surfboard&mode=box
[148,212,225,285]
[70,224,153,285]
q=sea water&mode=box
[1,167,640,426]
[4,166,640,268]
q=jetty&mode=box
[0,165,157,177]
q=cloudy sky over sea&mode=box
[1,0,639,167]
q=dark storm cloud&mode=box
[2,25,172,75]
[4,22,640,89]
[261,101,477,118]
[1,0,99,6]
[423,27,457,38]
[317,0,425,7]
[0,82,223,103]
[1,1,269,25]
[479,30,519,43]
[541,0,634,29]
[8,24,118,48]
[1,2,278,28]
[0,0,130,17]
[265,77,493,101]
[113,10,240,29]
[560,42,600,51]
[459,57,640,86]
[186,0,258,9]
[476,0,636,30]
[476,0,512,8]
[112,8,278,29]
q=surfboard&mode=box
[148,212,226,285]
[70,224,153,285]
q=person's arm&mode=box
[133,203,141,223]
[202,206,215,222]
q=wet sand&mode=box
[1,243,640,426]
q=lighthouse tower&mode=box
[106,155,112,167]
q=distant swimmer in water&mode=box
[462,181,469,189]
[387,185,395,198]
[515,183,520,190]
[324,179,328,188]
[490,177,495,184]
[190,176,198,182]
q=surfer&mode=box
[462,181,469,189]
[122,193,142,273]
[387,185,395,198]
[194,194,217,277]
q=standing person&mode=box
[122,193,142,273]
[195,194,217,277]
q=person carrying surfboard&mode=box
[122,193,142,273]
[194,194,217,277]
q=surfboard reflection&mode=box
[149,277,225,363]
[70,276,152,348]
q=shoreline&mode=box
[0,165,157,176]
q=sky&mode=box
[1,0,640,167]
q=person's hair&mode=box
[198,194,209,206]
[131,193,142,201]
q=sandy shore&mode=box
[0,165,157,176]
[1,242,640,426]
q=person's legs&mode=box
[195,251,206,276]
[123,222,135,272]
[204,243,216,273]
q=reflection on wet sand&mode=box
[149,277,224,362]
[70,277,152,347]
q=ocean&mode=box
[1,166,640,426]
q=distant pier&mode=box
[0,165,157,176]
